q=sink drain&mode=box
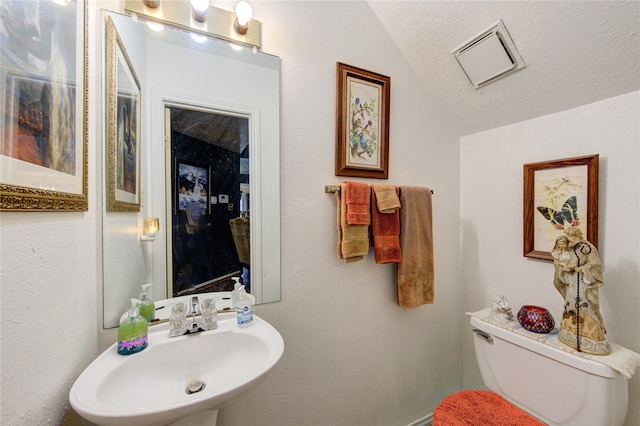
[186,381,205,394]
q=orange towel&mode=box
[396,186,434,308]
[371,187,401,264]
[433,390,545,426]
[337,183,369,262]
[345,181,371,225]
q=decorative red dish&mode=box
[517,305,555,334]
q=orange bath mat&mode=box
[433,390,545,426]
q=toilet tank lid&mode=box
[469,315,626,379]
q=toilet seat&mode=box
[433,390,544,425]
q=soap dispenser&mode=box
[235,285,253,327]
[230,277,242,308]
[137,284,155,322]
[117,301,148,355]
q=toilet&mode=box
[434,314,630,426]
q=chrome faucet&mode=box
[187,296,204,333]
[190,296,199,319]
[169,296,217,337]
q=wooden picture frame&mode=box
[524,154,599,260]
[335,63,390,179]
[105,16,141,212]
[0,0,88,211]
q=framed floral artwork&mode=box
[335,63,390,179]
[0,0,88,211]
[105,16,141,212]
[523,154,599,260]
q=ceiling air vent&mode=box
[452,19,526,89]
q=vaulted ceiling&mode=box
[368,1,640,136]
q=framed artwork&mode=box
[523,154,599,260]
[105,16,141,212]
[176,160,210,215]
[0,0,88,211]
[335,62,390,179]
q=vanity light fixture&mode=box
[141,218,160,242]
[234,1,253,35]
[124,0,261,48]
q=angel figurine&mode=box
[551,227,609,355]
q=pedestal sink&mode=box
[70,312,284,426]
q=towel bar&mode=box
[324,184,433,194]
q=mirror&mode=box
[102,10,280,328]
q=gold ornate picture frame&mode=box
[335,63,390,179]
[105,16,141,212]
[524,154,599,260]
[0,0,88,211]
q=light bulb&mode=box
[235,1,253,26]
[191,0,209,14]
[191,0,209,22]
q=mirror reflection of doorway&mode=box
[165,106,250,298]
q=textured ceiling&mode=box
[368,1,640,136]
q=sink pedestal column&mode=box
[169,409,218,426]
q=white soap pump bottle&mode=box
[230,277,242,308]
[235,285,253,327]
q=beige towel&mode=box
[337,183,369,262]
[396,186,434,307]
[373,184,401,213]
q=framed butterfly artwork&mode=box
[523,155,599,260]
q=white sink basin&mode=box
[70,313,284,426]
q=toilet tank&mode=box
[470,316,628,426]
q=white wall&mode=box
[0,2,103,424]
[1,2,462,425]
[217,2,462,425]
[460,91,640,425]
